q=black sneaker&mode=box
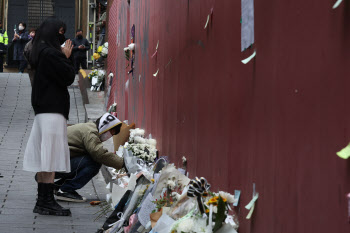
[55,190,87,203]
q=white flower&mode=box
[177,218,195,232]
[101,47,108,55]
[136,128,145,136]
[147,138,157,147]
[134,136,146,144]
[166,179,176,189]
[219,191,235,204]
[182,156,187,163]
[103,42,108,47]
[171,192,181,201]
[225,215,238,229]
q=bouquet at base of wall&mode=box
[88,69,105,92]
[99,126,240,233]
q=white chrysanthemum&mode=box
[103,42,108,47]
[219,191,235,204]
[147,138,157,147]
[101,47,108,56]
[177,218,195,232]
[182,156,187,163]
[166,179,176,189]
[134,136,146,144]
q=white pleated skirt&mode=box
[23,113,71,173]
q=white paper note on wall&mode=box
[241,0,255,51]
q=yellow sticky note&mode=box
[153,69,159,77]
[333,0,343,9]
[246,203,255,219]
[337,143,350,159]
[204,15,210,29]
[241,51,256,64]
[79,69,87,78]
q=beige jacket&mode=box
[67,122,124,169]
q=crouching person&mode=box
[54,113,124,202]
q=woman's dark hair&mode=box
[19,22,26,29]
[30,18,66,68]
[29,28,36,33]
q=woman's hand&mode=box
[62,39,73,58]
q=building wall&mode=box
[106,1,350,232]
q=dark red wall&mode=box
[107,0,350,232]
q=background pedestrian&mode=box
[72,29,90,74]
[12,22,29,73]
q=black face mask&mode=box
[77,35,83,39]
[58,34,66,45]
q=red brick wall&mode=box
[106,1,350,232]
[106,0,118,108]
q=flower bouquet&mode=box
[88,69,105,91]
[93,42,108,60]
[126,128,157,163]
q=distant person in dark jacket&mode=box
[23,18,75,216]
[12,22,29,73]
[24,28,36,85]
[72,29,90,74]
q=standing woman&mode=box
[12,22,29,73]
[23,19,75,216]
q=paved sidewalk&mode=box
[0,73,111,233]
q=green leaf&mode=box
[213,196,226,232]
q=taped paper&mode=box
[233,190,241,206]
[333,0,343,9]
[241,0,255,51]
[337,143,350,159]
[153,69,159,77]
[245,192,258,219]
[246,203,255,219]
[151,41,159,58]
[204,15,210,29]
[151,50,157,58]
[245,193,259,210]
[241,51,256,64]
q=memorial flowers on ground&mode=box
[101,126,239,233]
[88,69,105,91]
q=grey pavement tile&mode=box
[0,227,35,233]
[0,207,35,215]
[0,214,35,224]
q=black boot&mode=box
[33,183,72,216]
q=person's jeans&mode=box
[0,54,4,72]
[55,156,101,192]
[18,60,27,73]
[74,56,87,74]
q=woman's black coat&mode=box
[31,46,75,120]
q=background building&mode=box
[0,0,105,68]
